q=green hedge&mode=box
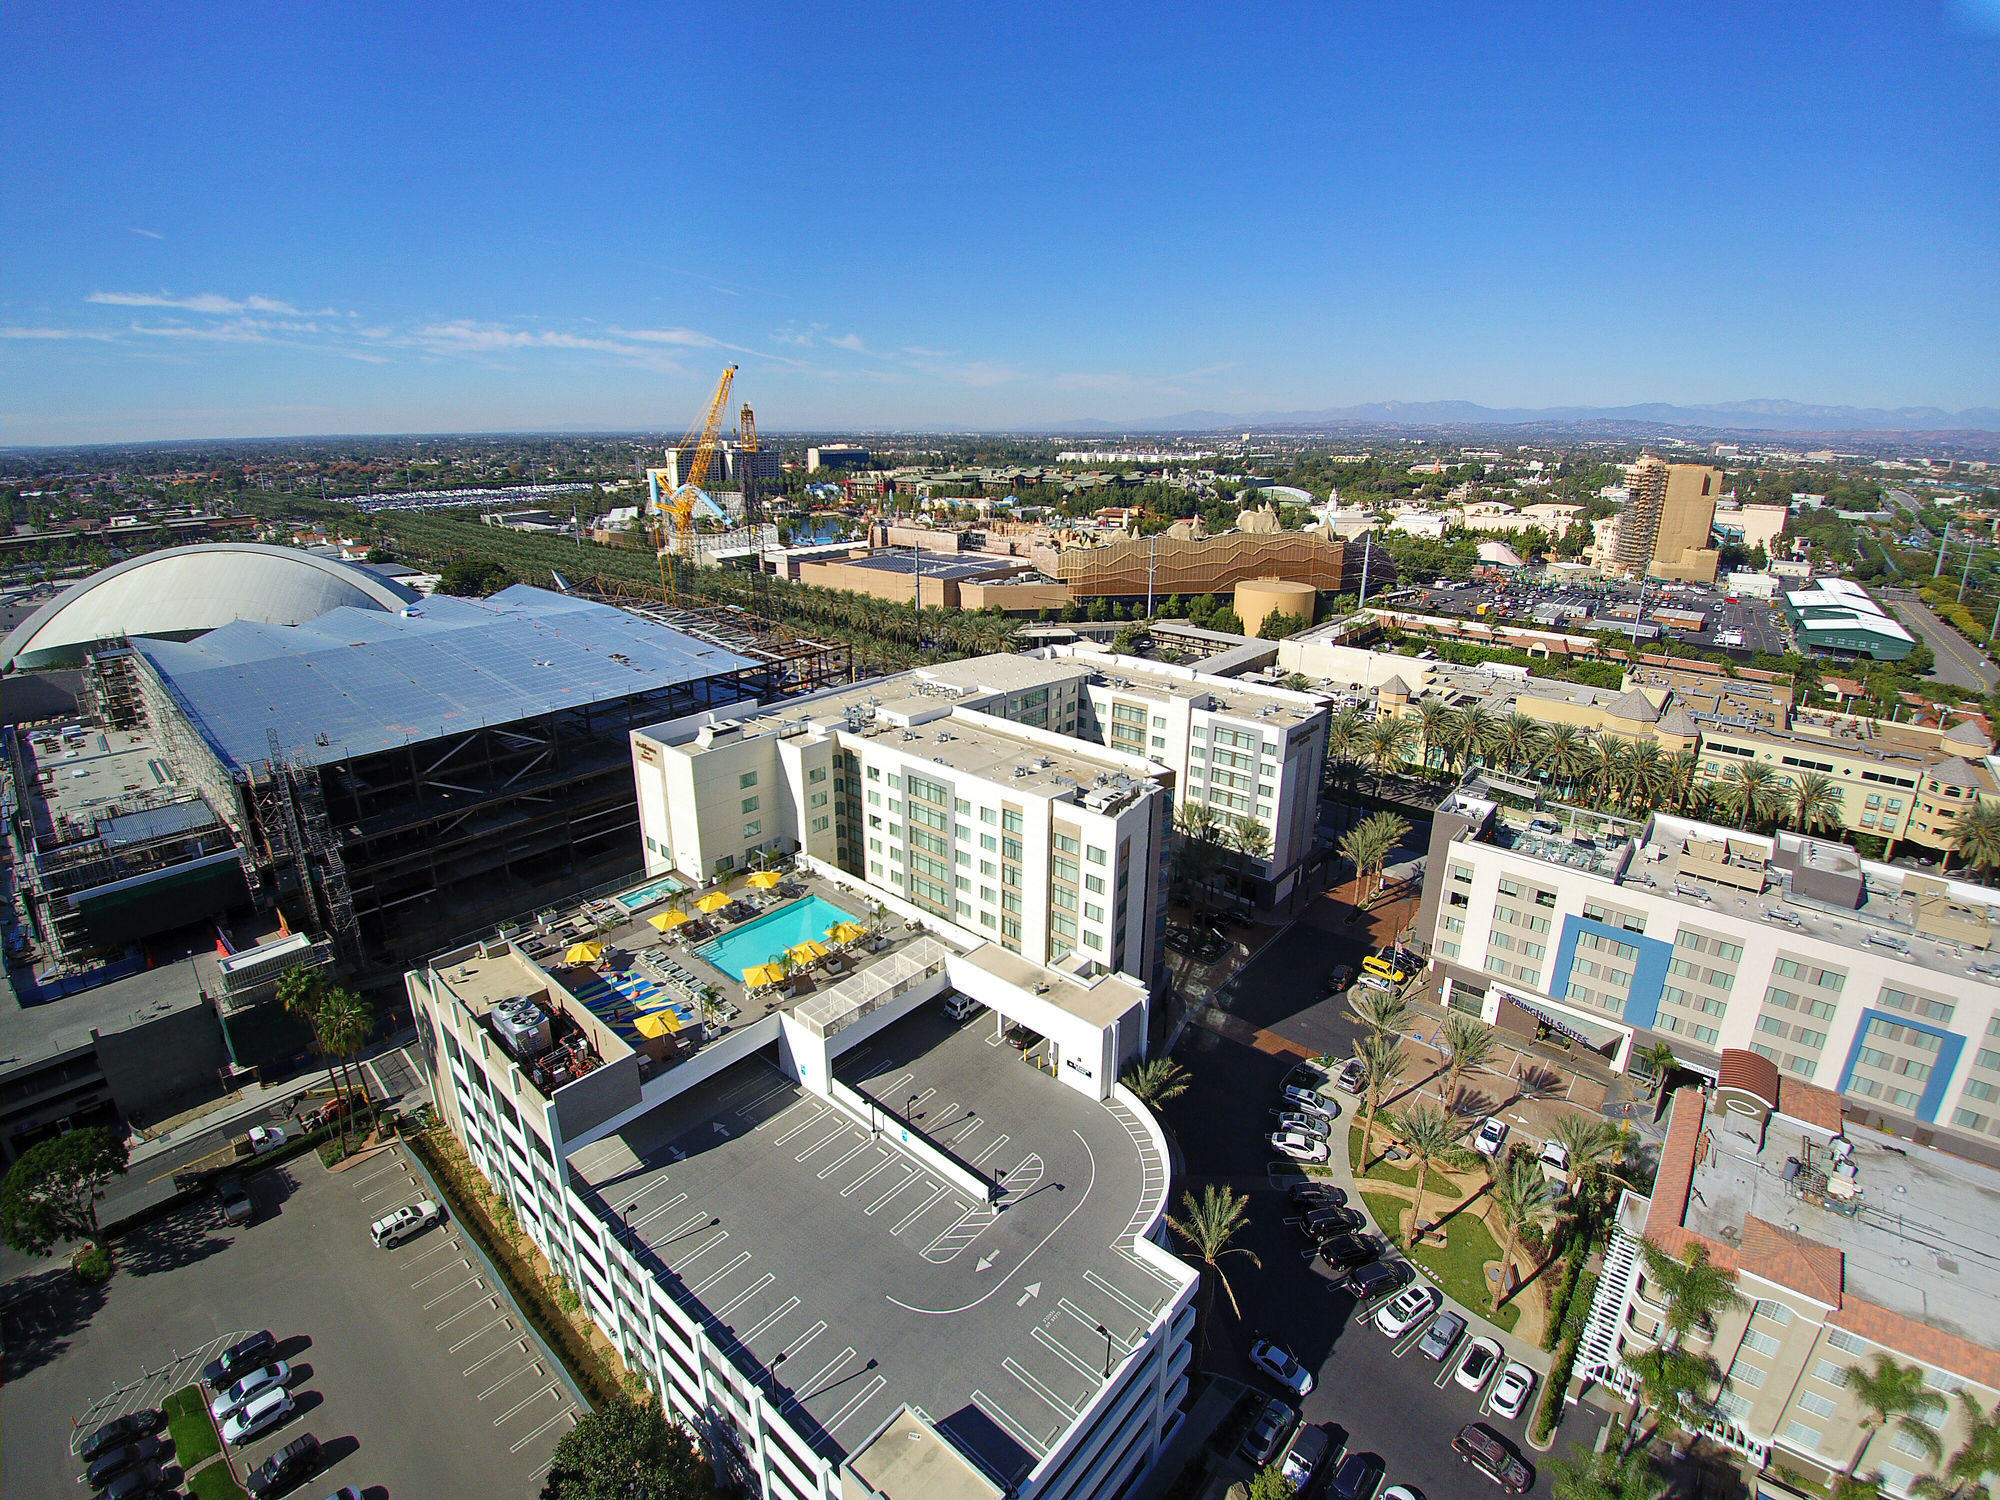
[406,1130,619,1409]
[1531,1267,1599,1444]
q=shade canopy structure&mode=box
[787,940,829,965]
[826,922,868,945]
[742,962,786,987]
[746,871,784,889]
[633,1011,680,1039]
[648,910,690,932]
[563,941,606,965]
[696,892,733,914]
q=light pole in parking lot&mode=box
[1095,1323,1114,1377]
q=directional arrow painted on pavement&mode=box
[1016,1282,1041,1307]
[975,1254,995,1272]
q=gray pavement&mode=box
[3,1141,575,1500]
[1882,588,2000,691]
[568,1002,1176,1490]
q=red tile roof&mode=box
[1777,1076,1845,1134]
[1718,1048,1780,1108]
[1832,1300,2000,1390]
[1739,1217,1844,1306]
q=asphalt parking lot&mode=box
[3,1143,578,1500]
[1170,916,1610,1496]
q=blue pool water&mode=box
[694,895,860,979]
[616,873,687,912]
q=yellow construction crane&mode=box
[645,364,737,603]
[738,402,759,524]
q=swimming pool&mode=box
[616,873,688,913]
[694,895,860,980]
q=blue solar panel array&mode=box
[135,585,760,772]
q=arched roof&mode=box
[2,544,421,670]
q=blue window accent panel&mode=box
[1836,1009,1966,1123]
[1546,915,1673,1029]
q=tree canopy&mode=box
[539,1397,712,1500]
[0,1126,130,1256]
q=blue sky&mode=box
[4,2,1996,444]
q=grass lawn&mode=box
[1408,1212,1521,1334]
[1360,1190,1406,1245]
[163,1384,220,1469]
[1347,1126,1465,1204]
[189,1464,249,1500]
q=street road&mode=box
[1881,589,2000,692]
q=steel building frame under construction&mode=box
[96,587,786,984]
[1054,530,1381,600]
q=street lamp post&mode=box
[1096,1323,1114,1378]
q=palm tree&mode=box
[1356,810,1412,899]
[1716,760,1781,830]
[1842,1354,1946,1482]
[1543,723,1590,798]
[1347,984,1412,1040]
[1623,741,1668,816]
[1493,713,1546,778]
[1620,1344,1720,1453]
[1451,703,1499,776]
[1552,1114,1625,1198]
[1585,736,1628,813]
[1662,748,1700,813]
[1354,1033,1408,1170]
[1638,1238,1743,1349]
[1326,707,1366,824]
[1784,770,1847,836]
[1173,802,1222,916]
[1946,802,2000,883]
[1120,1058,1190,1111]
[1414,699,1454,777]
[1488,1152,1556,1306]
[1438,1011,1497,1118]
[1636,1040,1678,1099]
[316,984,374,1142]
[1225,814,1273,896]
[1165,1184,1261,1353]
[1364,716,1418,797]
[1912,1391,2000,1500]
[1338,820,1392,903]
[277,964,345,1111]
[1548,1440,1668,1500]
[1391,1104,1474,1245]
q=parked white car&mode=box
[1490,1360,1537,1419]
[1471,1116,1509,1157]
[211,1361,290,1424]
[247,1125,286,1154]
[1373,1284,1440,1338]
[1269,1130,1330,1164]
[220,1385,293,1446]
[1274,1111,1331,1140]
[1279,1085,1334,1116]
[371,1199,443,1248]
[1455,1336,1503,1392]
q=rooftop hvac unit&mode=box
[490,995,552,1060]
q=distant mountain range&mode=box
[1051,400,2000,435]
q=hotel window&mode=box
[1811,1360,1849,1387]
[741,796,760,813]
[1087,845,1107,864]
[981,807,997,824]
[809,767,826,783]
[812,816,829,832]
[1085,874,1105,893]
[1783,1422,1823,1451]
[1055,833,1079,855]
[1002,810,1023,833]
[740,771,758,788]
[743,821,761,838]
[811,791,828,807]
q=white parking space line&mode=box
[403,1234,462,1265]
[863,1165,919,1214]
[970,1133,1011,1166]
[411,1257,471,1287]
[717,1070,779,1104]
[672,1229,730,1265]
[795,1125,850,1162]
[423,1276,485,1310]
[817,1138,874,1180]
[463,1335,527,1374]
[713,1273,776,1318]
[839,1152,895,1197]
[774,1108,829,1146]
[629,1192,689,1233]
[511,1407,576,1455]
[783,1348,857,1414]
[690,1251,752,1294]
[437,1295,500,1331]
[1034,1326,1104,1382]
[654,1211,709,1243]
[1084,1270,1154,1323]
[352,1158,407,1189]
[1391,1316,1438,1358]
[971,1390,1048,1455]
[494,1379,561,1426]
[1005,1357,1082,1418]
[359,1179,410,1202]
[1433,1355,1459,1389]
[741,1297,800,1343]
[890,1183,949,1235]
[478,1360,545,1401]
[756,1097,820,1133]
[824,1374,888,1435]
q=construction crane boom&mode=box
[644,364,737,602]
[738,403,759,525]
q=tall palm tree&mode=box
[1438,1011,1497,1118]
[1338,820,1389,902]
[277,964,345,1112]
[1548,1443,1668,1500]
[1912,1391,2000,1500]
[1662,748,1700,813]
[1364,716,1418,797]
[1120,1058,1190,1111]
[1842,1354,1946,1482]
[1552,1114,1625,1199]
[1946,802,2000,884]
[1620,1344,1720,1453]
[1165,1184,1261,1353]
[1623,741,1668,816]
[1451,703,1499,776]
[1636,1040,1679,1099]
[1326,706,1366,826]
[1414,699,1454,778]
[1493,713,1546,778]
[1716,760,1781,831]
[1638,1238,1743,1348]
[1543,723,1590,798]
[1348,985,1412,1040]
[1354,1033,1408,1170]
[1785,771,1847,836]
[1391,1104,1474,1245]
[1488,1152,1556,1307]
[1353,809,1412,900]
[1585,736,1628,813]
[316,984,375,1142]
[1226,814,1273,895]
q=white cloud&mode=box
[1,326,123,341]
[129,228,164,240]
[611,327,723,347]
[89,290,306,316]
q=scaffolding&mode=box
[578,575,857,696]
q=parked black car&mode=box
[1288,1181,1347,1210]
[79,1409,166,1463]
[1346,1260,1409,1301]
[1302,1206,1366,1241]
[1328,1450,1387,1500]
[245,1432,322,1498]
[86,1435,168,1489]
[1319,1233,1378,1272]
[203,1330,277,1389]
[102,1463,170,1500]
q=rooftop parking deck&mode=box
[565,1004,1181,1487]
[1688,1116,2000,1348]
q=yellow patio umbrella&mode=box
[746,871,784,889]
[696,891,732,913]
[633,1010,680,1038]
[648,909,690,932]
[563,940,605,965]
[826,921,867,945]
[787,940,829,964]
[742,962,785,987]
